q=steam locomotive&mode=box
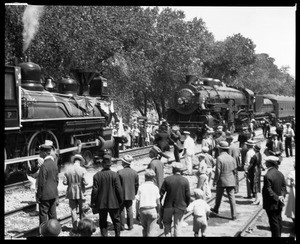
[166,75,295,141]
[5,59,117,185]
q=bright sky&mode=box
[161,6,296,77]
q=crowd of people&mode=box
[27,117,295,237]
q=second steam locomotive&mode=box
[167,75,295,141]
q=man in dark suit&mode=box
[262,156,287,237]
[37,141,59,225]
[211,141,237,220]
[160,162,191,237]
[90,155,123,237]
[154,125,172,152]
[117,155,139,231]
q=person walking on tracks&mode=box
[117,154,139,231]
[262,156,287,237]
[90,155,123,237]
[62,154,88,231]
[36,140,59,225]
[226,135,240,193]
[186,189,211,237]
[211,141,237,220]
[244,139,256,199]
[160,162,191,237]
[135,169,161,237]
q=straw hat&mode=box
[183,131,190,135]
[218,141,229,149]
[71,154,85,164]
[121,154,134,164]
[39,140,55,150]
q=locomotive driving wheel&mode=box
[27,130,59,172]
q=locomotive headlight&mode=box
[178,97,184,105]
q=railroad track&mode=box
[6,129,268,238]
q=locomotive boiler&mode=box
[5,59,116,185]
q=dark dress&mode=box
[247,152,262,194]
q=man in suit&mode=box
[154,124,172,152]
[227,135,240,193]
[90,155,123,237]
[117,155,139,231]
[37,141,59,225]
[267,133,284,164]
[262,156,287,237]
[62,154,88,231]
[211,141,237,220]
[160,162,191,237]
[283,122,294,157]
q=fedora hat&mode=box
[121,154,134,164]
[245,139,256,146]
[39,219,61,236]
[102,154,112,166]
[265,155,279,165]
[39,140,55,150]
[71,154,85,164]
[218,141,229,149]
[253,144,261,151]
[202,146,209,153]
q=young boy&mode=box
[186,188,211,237]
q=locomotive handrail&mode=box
[4,140,100,166]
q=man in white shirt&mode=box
[182,131,195,175]
[284,123,294,157]
[244,139,256,199]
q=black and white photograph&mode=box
[4,4,296,239]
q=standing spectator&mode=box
[123,124,132,149]
[262,156,287,237]
[63,154,88,231]
[186,189,211,237]
[169,125,183,162]
[117,155,139,231]
[160,162,191,237]
[145,123,152,146]
[201,129,215,156]
[276,121,284,142]
[135,169,161,237]
[194,154,211,200]
[226,136,240,193]
[90,155,123,237]
[147,145,170,190]
[267,133,284,164]
[132,122,140,148]
[214,128,226,159]
[283,122,294,157]
[249,119,256,139]
[139,122,147,147]
[247,144,263,205]
[285,162,295,224]
[211,141,237,220]
[182,131,195,176]
[265,119,271,139]
[39,219,61,237]
[73,217,96,236]
[244,139,256,199]
[154,125,172,152]
[238,127,251,170]
[201,146,215,188]
[36,141,59,225]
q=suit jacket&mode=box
[154,131,171,152]
[214,151,236,187]
[148,158,164,190]
[262,167,287,211]
[160,174,191,211]
[63,163,88,200]
[37,157,59,201]
[117,166,139,201]
[91,168,123,210]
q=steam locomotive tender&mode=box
[167,75,295,142]
[5,60,116,184]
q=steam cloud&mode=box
[22,5,45,53]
